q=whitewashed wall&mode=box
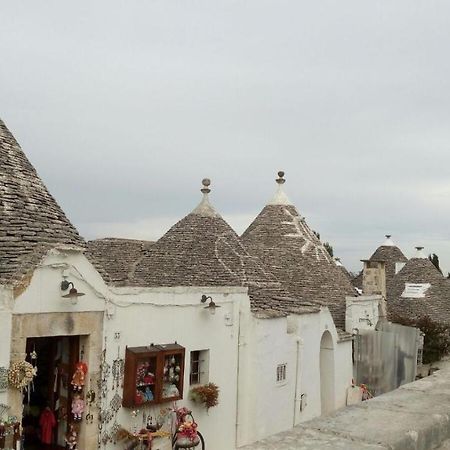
[345,295,381,333]
[107,286,245,450]
[292,308,353,422]
[236,307,354,447]
[236,315,298,446]
[0,285,13,407]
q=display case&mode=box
[122,343,185,407]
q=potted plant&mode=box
[189,383,219,411]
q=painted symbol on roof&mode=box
[281,208,330,262]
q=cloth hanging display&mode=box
[39,407,56,445]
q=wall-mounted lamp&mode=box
[61,280,85,304]
[201,295,221,315]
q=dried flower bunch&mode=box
[189,383,219,411]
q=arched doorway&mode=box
[320,330,335,415]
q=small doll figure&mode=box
[71,393,85,421]
[71,362,88,392]
[143,371,154,385]
[143,386,154,402]
[134,390,144,405]
[65,424,78,450]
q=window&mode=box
[401,283,431,298]
[276,363,287,383]
[190,350,209,385]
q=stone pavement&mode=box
[242,362,450,450]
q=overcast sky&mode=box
[1,1,449,274]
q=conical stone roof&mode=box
[0,119,84,285]
[388,248,450,324]
[132,179,318,317]
[241,172,356,329]
[369,235,408,299]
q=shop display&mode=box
[7,361,36,390]
[122,344,185,407]
[64,424,78,450]
[71,393,85,421]
[71,362,88,392]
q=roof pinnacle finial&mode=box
[201,178,211,194]
[276,171,286,185]
[414,246,426,259]
[385,234,391,239]
[268,170,292,206]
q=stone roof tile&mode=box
[86,238,154,286]
[131,180,318,316]
[0,119,84,286]
[241,172,356,329]
[389,256,450,324]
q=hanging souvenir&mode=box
[71,361,88,392]
[85,390,95,424]
[8,361,36,390]
[71,393,85,421]
[65,424,78,450]
[99,347,111,399]
[0,367,8,392]
[112,347,124,390]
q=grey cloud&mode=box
[0,0,449,273]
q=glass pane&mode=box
[162,353,182,399]
[135,357,157,404]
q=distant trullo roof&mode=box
[389,247,450,324]
[0,119,84,286]
[132,178,318,317]
[241,171,356,329]
[369,235,408,299]
[86,238,155,286]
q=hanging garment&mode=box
[39,407,56,444]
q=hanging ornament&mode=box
[112,347,124,391]
[8,361,36,390]
[71,393,85,421]
[71,362,88,392]
[0,368,8,392]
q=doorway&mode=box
[21,336,79,450]
[320,331,335,415]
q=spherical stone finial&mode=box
[276,171,286,185]
[201,178,211,194]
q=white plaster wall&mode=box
[294,308,353,422]
[333,339,353,409]
[237,316,297,446]
[12,249,108,315]
[236,308,354,447]
[105,287,245,450]
[345,295,380,333]
[0,285,13,406]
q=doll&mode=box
[65,424,78,450]
[71,393,85,421]
[71,362,88,392]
